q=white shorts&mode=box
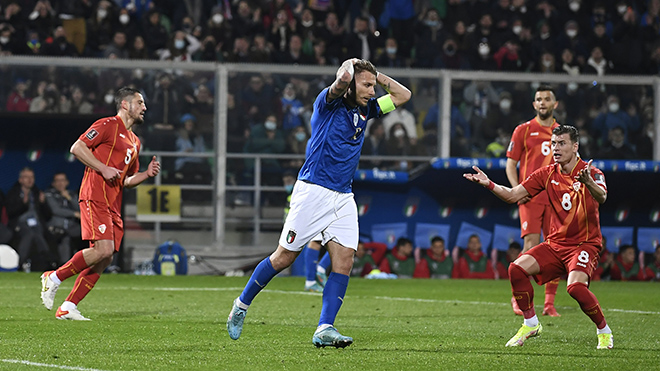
[278,181,359,252]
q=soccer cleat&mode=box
[316,271,328,288]
[55,306,90,321]
[511,296,523,316]
[40,271,59,310]
[304,282,324,293]
[312,326,353,348]
[226,299,247,340]
[542,305,561,317]
[597,333,613,349]
[505,323,543,347]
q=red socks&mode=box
[509,263,536,318]
[65,267,101,305]
[544,278,559,306]
[55,250,89,281]
[567,282,606,329]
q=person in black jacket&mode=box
[0,189,13,244]
[45,172,81,265]
[5,167,53,270]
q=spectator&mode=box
[636,122,654,160]
[119,0,153,20]
[5,167,54,271]
[68,86,94,114]
[29,82,62,113]
[469,40,498,71]
[350,241,379,277]
[159,30,201,62]
[148,73,183,129]
[589,22,612,60]
[495,242,522,280]
[28,0,57,41]
[143,9,169,56]
[378,237,416,278]
[24,30,42,56]
[0,24,24,55]
[243,114,286,188]
[584,46,611,76]
[435,38,471,70]
[231,1,264,40]
[316,12,345,66]
[103,31,129,59]
[274,34,314,64]
[174,114,211,184]
[610,245,653,281]
[463,80,500,150]
[41,26,78,56]
[596,126,637,159]
[611,3,643,74]
[361,120,388,168]
[285,125,308,170]
[114,8,140,42]
[240,74,277,128]
[225,36,250,63]
[387,0,416,58]
[530,20,556,64]
[85,0,115,57]
[128,35,152,60]
[311,39,328,66]
[414,236,453,279]
[2,2,26,44]
[483,91,524,142]
[494,39,526,71]
[55,0,91,55]
[384,123,424,171]
[381,102,417,140]
[375,37,407,68]
[451,20,470,54]
[593,236,615,281]
[6,79,31,112]
[413,8,446,68]
[45,172,81,265]
[556,20,590,66]
[559,48,581,75]
[206,6,231,50]
[247,34,271,63]
[190,84,215,135]
[0,189,13,244]
[536,51,556,73]
[343,16,376,61]
[298,8,319,53]
[269,8,297,54]
[280,83,304,132]
[592,95,641,146]
[452,234,495,279]
[485,128,512,158]
[466,12,500,57]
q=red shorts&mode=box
[518,201,551,238]
[79,200,124,252]
[525,241,600,285]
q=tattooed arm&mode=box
[376,71,412,108]
[326,58,359,103]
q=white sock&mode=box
[61,301,76,311]
[524,315,539,328]
[305,280,315,287]
[49,272,62,285]
[316,266,326,274]
[317,323,332,332]
[597,324,612,335]
[235,298,249,311]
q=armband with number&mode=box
[377,94,396,114]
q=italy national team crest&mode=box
[98,224,107,234]
[286,230,297,244]
[403,197,420,218]
[353,113,359,126]
[357,195,372,216]
[572,182,581,192]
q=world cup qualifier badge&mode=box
[286,230,297,244]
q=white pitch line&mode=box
[1,359,109,371]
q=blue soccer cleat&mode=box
[312,326,353,348]
[227,299,247,340]
[316,271,328,288]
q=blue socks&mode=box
[239,257,278,306]
[304,247,319,282]
[318,252,331,272]
[318,272,349,326]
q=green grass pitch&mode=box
[1,273,658,370]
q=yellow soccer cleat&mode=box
[505,323,543,347]
[597,333,613,349]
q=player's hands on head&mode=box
[463,166,490,187]
[147,155,161,177]
[575,159,593,184]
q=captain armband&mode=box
[377,94,396,114]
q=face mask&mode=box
[0,36,8,44]
[478,44,490,56]
[618,5,628,14]
[567,82,578,92]
[444,44,456,56]
[512,25,522,35]
[285,184,294,193]
[386,47,397,55]
[134,68,144,79]
[424,20,439,28]
[542,60,553,68]
[499,99,511,110]
[294,131,306,142]
[119,14,130,25]
[394,128,405,138]
[175,39,186,49]
[566,29,578,38]
[98,9,108,19]
[264,121,277,130]
[540,32,550,40]
[212,14,223,24]
[104,94,114,104]
[302,19,313,27]
[579,137,589,145]
[569,2,580,12]
[609,103,620,112]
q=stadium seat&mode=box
[600,226,634,253]
[414,222,450,249]
[371,222,408,249]
[455,222,492,254]
[491,224,523,252]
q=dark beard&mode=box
[538,110,553,120]
[134,115,144,125]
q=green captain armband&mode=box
[377,94,396,114]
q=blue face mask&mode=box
[294,131,306,142]
[175,39,185,49]
[285,184,294,193]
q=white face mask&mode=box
[119,14,130,25]
[566,29,578,38]
[499,99,511,110]
[302,19,313,27]
[134,68,144,79]
[175,39,185,49]
[264,121,277,131]
[393,128,405,138]
[569,2,580,12]
[104,94,114,104]
[512,25,522,35]
[609,103,620,112]
[386,47,397,55]
[542,59,553,68]
[478,44,490,56]
[98,9,108,19]
[212,14,223,24]
[618,5,628,14]
[567,82,578,92]
[540,32,550,40]
[0,36,8,44]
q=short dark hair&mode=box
[354,59,377,78]
[552,125,579,143]
[115,87,141,111]
[396,237,413,247]
[619,244,636,254]
[51,171,67,181]
[431,236,445,245]
[536,84,556,100]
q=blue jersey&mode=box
[299,87,381,193]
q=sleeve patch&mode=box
[86,129,99,140]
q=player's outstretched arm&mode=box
[376,71,412,108]
[575,159,607,204]
[463,166,530,204]
[125,156,161,188]
[326,58,358,102]
[70,139,122,183]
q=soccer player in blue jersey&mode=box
[227,58,411,347]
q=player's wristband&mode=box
[377,94,396,114]
[487,180,495,191]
